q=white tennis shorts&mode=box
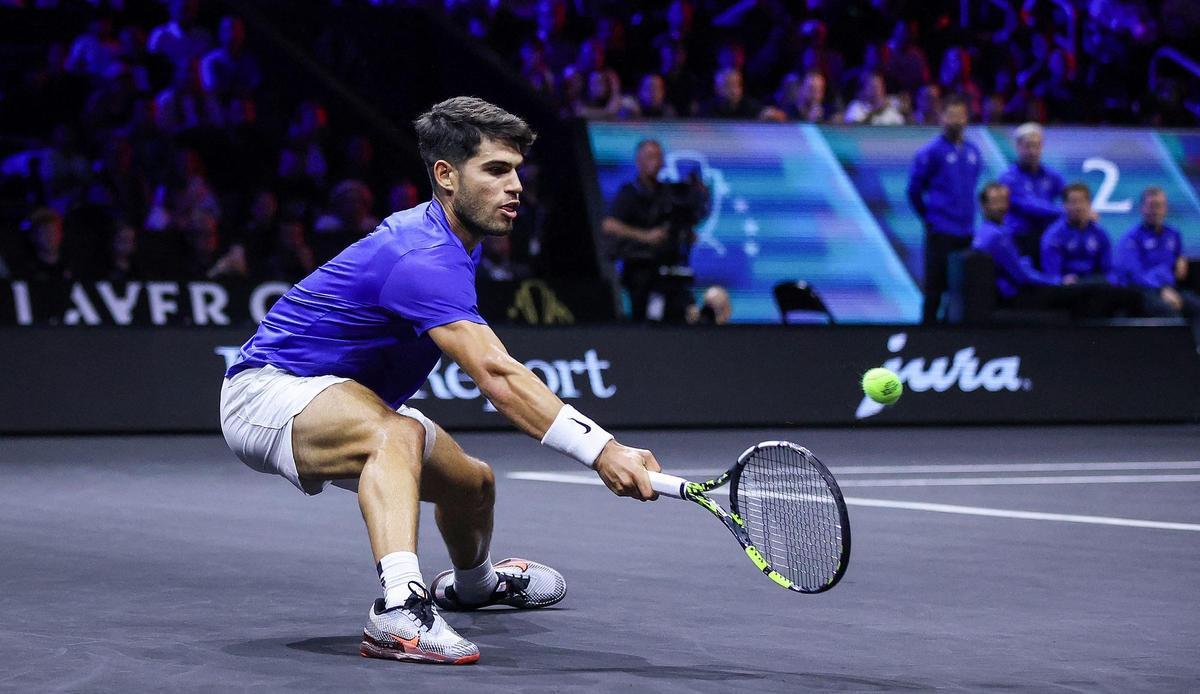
[219,364,436,495]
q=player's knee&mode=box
[465,458,496,509]
[368,413,426,468]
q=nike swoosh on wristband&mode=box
[569,417,592,433]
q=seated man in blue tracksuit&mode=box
[973,182,1060,299]
[998,122,1064,265]
[1040,183,1114,283]
[974,182,1140,319]
[1113,186,1200,340]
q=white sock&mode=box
[378,551,423,609]
[452,553,500,604]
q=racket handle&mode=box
[647,471,689,499]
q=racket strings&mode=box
[736,445,844,591]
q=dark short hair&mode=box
[1141,185,1166,203]
[979,181,1007,205]
[1064,182,1091,201]
[413,97,536,186]
[635,139,661,157]
[942,93,968,111]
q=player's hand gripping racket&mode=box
[646,441,850,593]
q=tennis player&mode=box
[219,97,661,664]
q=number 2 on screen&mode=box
[1082,157,1132,214]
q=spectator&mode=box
[1114,187,1200,331]
[147,0,212,80]
[687,284,732,325]
[797,20,844,93]
[911,83,942,125]
[338,134,384,194]
[184,207,224,279]
[386,178,421,214]
[999,122,1065,264]
[86,136,149,226]
[313,179,379,263]
[624,73,676,119]
[481,234,518,281]
[884,20,931,97]
[938,47,983,118]
[906,94,982,324]
[123,97,174,186]
[153,58,224,135]
[699,68,764,119]
[657,39,700,117]
[106,222,141,282]
[200,16,261,102]
[776,71,828,122]
[519,39,556,98]
[145,148,220,233]
[264,217,316,283]
[572,69,622,120]
[65,15,120,79]
[1032,48,1079,123]
[980,93,1007,124]
[82,61,141,135]
[114,24,154,93]
[38,124,92,214]
[844,72,905,125]
[18,208,72,281]
[213,189,278,280]
[1040,183,1113,283]
[534,0,574,74]
[278,100,330,202]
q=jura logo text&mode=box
[856,333,1030,419]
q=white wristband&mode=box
[541,405,614,468]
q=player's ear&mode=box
[433,160,456,195]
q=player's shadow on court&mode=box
[275,616,923,689]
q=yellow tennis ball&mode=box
[862,367,902,405]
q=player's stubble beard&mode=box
[452,183,512,239]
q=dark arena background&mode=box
[2,1,1199,691]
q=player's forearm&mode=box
[475,358,563,439]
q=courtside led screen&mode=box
[586,122,1200,323]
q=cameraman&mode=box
[602,139,708,322]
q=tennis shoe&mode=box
[430,557,566,611]
[359,581,479,664]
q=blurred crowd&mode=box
[2,0,1198,288]
[452,0,1199,127]
[0,0,437,284]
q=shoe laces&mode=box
[495,570,531,601]
[400,581,437,630]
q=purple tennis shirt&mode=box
[226,199,485,407]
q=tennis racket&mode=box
[646,441,850,593]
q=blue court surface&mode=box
[2,425,1198,692]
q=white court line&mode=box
[508,471,1200,489]
[843,498,1200,532]
[507,471,1200,532]
[839,474,1200,487]
[654,461,1200,477]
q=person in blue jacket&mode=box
[972,182,1060,301]
[974,181,1141,319]
[1114,186,1200,338]
[998,122,1065,264]
[907,94,982,324]
[1040,183,1113,283]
